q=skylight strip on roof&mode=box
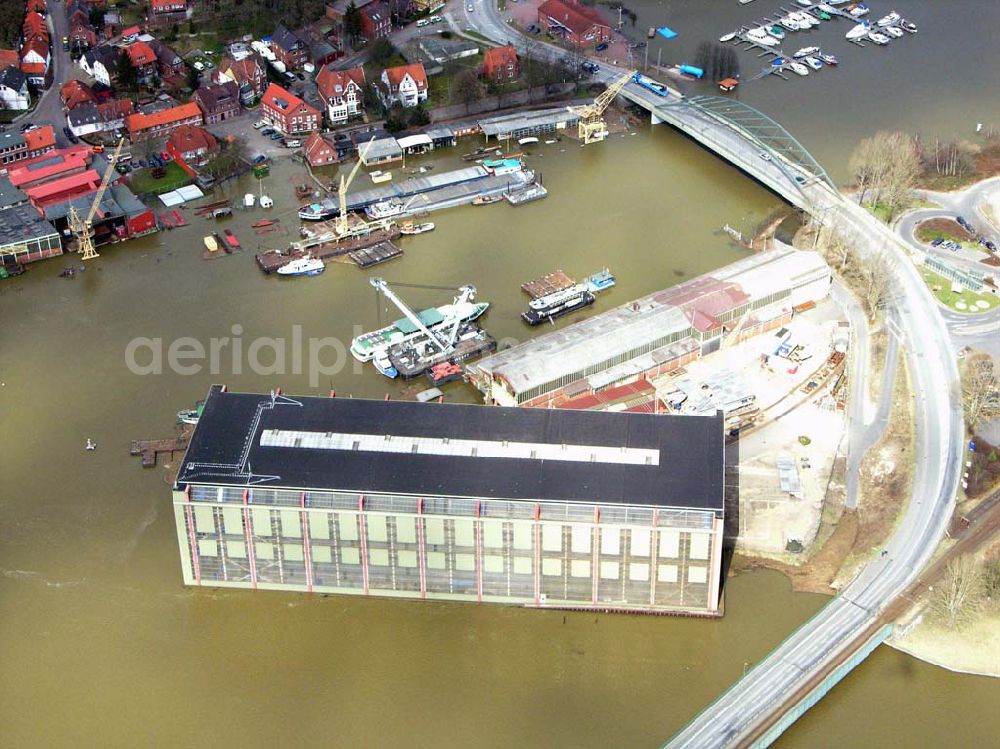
[259,429,659,466]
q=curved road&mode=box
[463,6,964,746]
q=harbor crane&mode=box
[70,138,126,261]
[369,278,479,354]
[335,137,375,236]
[567,71,635,145]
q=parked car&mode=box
[260,127,275,136]
[467,3,474,11]
[930,238,944,246]
[138,159,147,168]
[417,19,430,27]
[956,215,972,231]
[19,123,37,133]
[283,71,296,83]
[581,61,599,73]
[160,151,172,161]
[596,42,610,52]
[251,154,268,165]
[985,240,997,252]
[62,36,69,51]
[253,120,267,129]
[429,15,442,23]
[269,131,283,140]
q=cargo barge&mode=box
[388,324,497,379]
[255,224,401,273]
[521,283,596,325]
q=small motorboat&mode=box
[793,46,820,58]
[779,17,801,31]
[472,194,503,205]
[900,20,918,33]
[771,57,786,66]
[373,350,398,379]
[203,234,220,253]
[277,256,325,276]
[884,26,904,38]
[793,12,819,27]
[747,26,768,39]
[769,26,786,39]
[719,31,737,42]
[177,409,200,425]
[789,62,810,76]
[222,230,241,251]
[846,22,870,40]
[585,269,616,292]
[876,11,900,27]
[243,193,255,208]
[758,35,780,46]
[849,4,870,18]
[399,222,435,236]
[796,0,812,6]
[804,56,823,70]
[818,52,839,65]
[867,31,890,44]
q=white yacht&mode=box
[789,62,810,76]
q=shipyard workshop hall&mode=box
[172,387,726,615]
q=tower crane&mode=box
[335,137,375,236]
[567,71,635,145]
[70,138,126,261]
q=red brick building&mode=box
[125,41,158,83]
[270,24,309,70]
[150,0,187,16]
[537,0,611,46]
[315,64,365,124]
[482,44,520,82]
[259,83,320,135]
[126,102,204,141]
[60,80,96,110]
[303,131,338,167]
[216,55,267,105]
[166,124,219,165]
[192,81,241,124]
[360,2,391,40]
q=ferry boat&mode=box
[793,46,820,58]
[350,299,490,362]
[876,11,900,27]
[365,199,405,219]
[585,269,615,293]
[399,221,435,235]
[276,256,325,276]
[472,194,503,205]
[522,283,596,326]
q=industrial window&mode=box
[484,555,504,573]
[339,513,359,541]
[482,521,504,548]
[197,539,218,557]
[255,542,275,560]
[455,553,475,571]
[425,518,446,545]
[542,558,562,577]
[284,544,304,562]
[312,545,332,563]
[222,507,244,535]
[370,548,389,566]
[280,510,301,538]
[341,547,360,565]
[600,561,619,579]
[688,565,707,584]
[226,540,246,558]
[396,518,417,544]
[570,560,591,578]
[630,528,651,557]
[398,550,417,568]
[512,521,533,550]
[251,508,271,533]
[368,515,388,542]
[658,564,678,583]
[542,524,562,552]
[513,557,532,575]
[690,533,710,560]
[600,527,620,555]
[571,525,591,554]
[194,505,215,532]
[454,519,475,547]
[659,529,680,558]
[629,562,649,582]
[310,515,330,540]
[427,551,446,570]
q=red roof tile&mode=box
[0,49,18,67]
[383,62,426,90]
[167,124,218,155]
[126,102,203,133]
[23,125,55,151]
[25,169,101,202]
[126,41,156,67]
[538,0,611,35]
[316,65,365,102]
[262,82,320,117]
[8,149,91,187]
[483,44,518,74]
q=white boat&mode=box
[884,26,903,38]
[876,11,900,27]
[803,56,823,70]
[817,3,837,12]
[373,349,398,379]
[277,256,325,276]
[260,195,273,208]
[793,46,820,58]
[370,170,393,184]
[846,22,870,40]
[780,17,802,31]
[243,193,255,207]
[365,199,405,219]
[518,136,539,145]
[789,62,810,76]
[900,20,917,33]
[796,0,812,6]
[867,31,890,45]
[719,31,737,42]
[793,12,819,27]
[399,221,435,235]
[747,27,768,39]
[850,4,870,18]
[757,35,780,46]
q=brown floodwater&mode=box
[3,1,1000,745]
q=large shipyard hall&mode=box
[173,386,727,615]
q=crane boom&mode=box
[444,285,476,347]
[567,71,635,145]
[337,137,376,234]
[370,277,449,353]
[72,137,126,261]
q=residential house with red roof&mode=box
[378,63,427,108]
[125,41,158,84]
[23,126,56,158]
[0,127,55,168]
[315,64,364,124]
[482,44,519,82]
[68,16,97,50]
[360,2,391,40]
[216,54,267,105]
[19,35,50,87]
[303,131,338,167]
[537,0,611,46]
[22,11,47,40]
[259,82,320,135]
[166,124,218,165]
[192,81,241,124]
[270,24,309,70]
[150,0,187,16]
[59,79,96,110]
[148,39,186,80]
[126,101,203,141]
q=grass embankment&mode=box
[916,217,980,249]
[919,139,1000,192]
[919,267,1000,313]
[128,161,190,194]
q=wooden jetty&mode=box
[349,241,403,268]
[130,436,189,468]
[522,269,575,299]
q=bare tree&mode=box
[930,555,986,629]
[453,69,484,113]
[960,354,1000,432]
[848,131,920,220]
[817,228,891,322]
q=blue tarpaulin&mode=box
[657,26,678,39]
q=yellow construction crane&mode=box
[335,137,375,236]
[567,71,635,145]
[70,138,126,261]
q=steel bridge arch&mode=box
[660,95,836,193]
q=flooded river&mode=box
[3,0,1000,745]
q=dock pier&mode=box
[130,436,189,468]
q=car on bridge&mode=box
[581,61,599,74]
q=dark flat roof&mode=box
[176,387,724,511]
